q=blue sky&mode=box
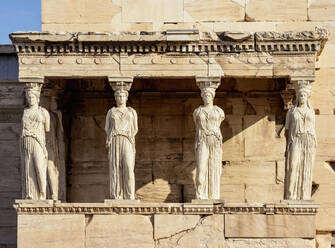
[0,0,41,44]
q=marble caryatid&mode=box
[45,96,66,201]
[284,80,316,201]
[105,80,138,200]
[20,83,50,200]
[193,78,225,200]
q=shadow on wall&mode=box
[0,46,18,81]
[44,77,287,203]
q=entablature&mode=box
[9,28,328,81]
[10,28,328,55]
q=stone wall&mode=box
[14,202,319,248]
[41,0,335,34]
[0,47,21,247]
[61,77,286,205]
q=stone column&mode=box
[283,79,316,201]
[19,79,52,201]
[193,77,225,202]
[105,77,139,202]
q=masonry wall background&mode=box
[1,0,335,247]
[0,48,21,247]
[59,78,285,204]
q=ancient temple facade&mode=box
[1,1,335,248]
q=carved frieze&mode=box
[13,202,320,215]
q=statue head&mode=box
[295,81,312,107]
[196,77,220,106]
[201,87,215,105]
[50,96,58,111]
[24,83,42,107]
[114,90,128,107]
[110,80,132,107]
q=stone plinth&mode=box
[14,202,319,248]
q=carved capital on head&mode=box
[24,82,43,97]
[196,76,221,91]
[108,76,133,92]
[291,78,314,97]
[20,76,45,84]
[294,80,313,96]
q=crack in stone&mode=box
[154,215,209,245]
[84,214,94,248]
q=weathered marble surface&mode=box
[225,238,315,248]
[18,215,85,248]
[86,215,154,248]
[14,202,319,248]
[225,214,315,238]
[284,80,316,200]
[155,215,225,248]
[10,29,327,80]
[44,95,66,201]
[194,77,224,200]
[21,83,50,200]
[105,79,138,200]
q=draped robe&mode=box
[193,105,225,199]
[105,107,138,199]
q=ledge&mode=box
[13,201,320,215]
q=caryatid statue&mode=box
[105,79,138,200]
[44,94,66,201]
[193,77,225,200]
[20,83,50,200]
[284,80,316,201]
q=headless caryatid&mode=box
[284,80,316,201]
[105,80,138,200]
[45,96,66,201]
[193,78,225,200]
[20,83,50,200]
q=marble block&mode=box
[18,215,85,248]
[85,215,154,248]
[225,214,315,238]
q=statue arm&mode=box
[43,108,50,132]
[193,108,199,124]
[132,108,138,136]
[311,109,317,142]
[218,107,225,122]
[105,109,112,145]
[284,110,292,156]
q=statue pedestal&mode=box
[14,201,319,248]
[191,199,225,204]
[280,199,316,204]
[104,199,140,204]
[15,199,61,204]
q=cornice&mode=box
[9,28,328,56]
[255,28,328,41]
